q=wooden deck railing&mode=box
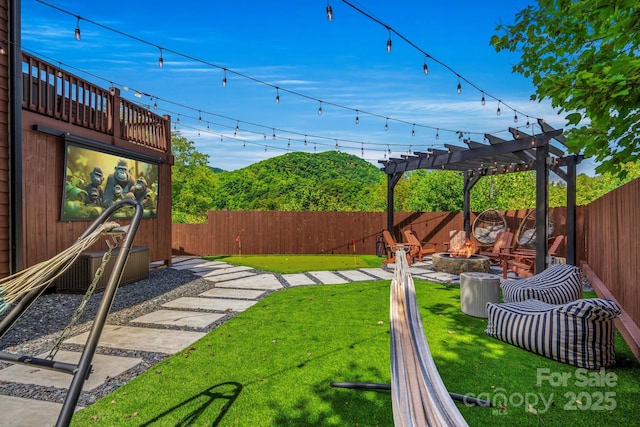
[21,52,169,152]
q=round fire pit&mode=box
[431,252,490,275]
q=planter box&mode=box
[54,246,149,294]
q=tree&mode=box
[171,132,219,222]
[491,1,640,178]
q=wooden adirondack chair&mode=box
[502,235,566,278]
[382,230,413,266]
[479,230,514,264]
[403,230,438,262]
[443,230,467,253]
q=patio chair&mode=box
[443,230,468,253]
[403,230,437,262]
[478,230,514,264]
[382,230,412,266]
[501,235,565,278]
[485,298,621,369]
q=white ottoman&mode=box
[460,272,500,318]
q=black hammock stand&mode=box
[0,199,143,427]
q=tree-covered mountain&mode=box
[210,150,388,211]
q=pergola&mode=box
[379,120,583,274]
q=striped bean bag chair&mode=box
[485,298,622,369]
[501,264,583,305]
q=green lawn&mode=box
[207,254,383,273]
[72,261,640,426]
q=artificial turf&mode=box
[72,277,640,426]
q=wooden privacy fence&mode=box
[171,207,580,258]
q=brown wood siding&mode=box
[0,0,9,277]
[19,111,173,269]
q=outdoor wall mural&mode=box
[63,143,158,220]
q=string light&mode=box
[74,16,81,40]
[384,118,389,131]
[457,76,462,94]
[41,1,546,155]
[496,101,502,116]
[234,121,239,136]
[318,101,323,115]
[275,87,280,104]
[326,1,333,21]
[355,110,359,124]
[411,124,415,136]
[513,111,518,123]
[435,129,439,140]
[222,68,227,87]
[423,56,429,75]
[481,92,486,106]
[272,128,276,139]
[158,47,163,68]
[153,98,158,110]
[386,28,392,53]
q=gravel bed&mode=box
[0,265,249,407]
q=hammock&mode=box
[0,221,121,315]
[390,248,468,427]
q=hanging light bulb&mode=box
[158,48,164,68]
[222,69,227,87]
[272,128,276,139]
[361,143,364,157]
[74,16,81,40]
[335,140,339,151]
[481,93,486,106]
[457,77,462,94]
[176,114,180,124]
[153,99,158,110]
[275,87,280,104]
[386,28,392,53]
[435,129,439,140]
[496,101,502,116]
[411,124,416,136]
[387,144,391,154]
[198,111,202,122]
[514,111,518,123]
[355,110,359,124]
[384,118,389,131]
[318,101,323,115]
[423,56,429,75]
[326,3,333,21]
[234,121,239,136]
[207,122,210,130]
[304,135,308,146]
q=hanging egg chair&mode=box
[472,208,507,246]
[516,209,555,249]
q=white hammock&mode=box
[390,248,468,427]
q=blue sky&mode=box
[21,0,596,173]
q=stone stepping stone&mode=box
[200,288,265,299]
[359,268,394,280]
[214,274,283,290]
[64,325,205,354]
[0,350,142,391]
[338,270,378,282]
[202,271,256,283]
[308,271,348,284]
[192,265,252,276]
[163,297,257,313]
[170,259,218,270]
[0,395,68,427]
[131,310,226,328]
[281,273,316,287]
